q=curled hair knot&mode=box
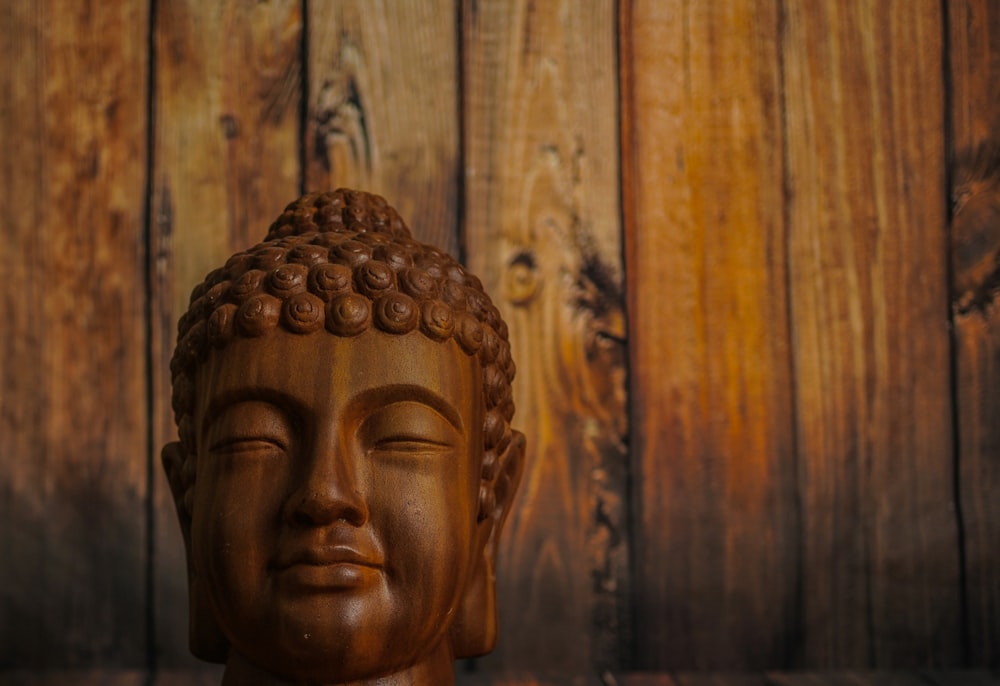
[207,304,238,347]
[440,280,468,308]
[373,243,414,271]
[373,292,419,334]
[287,244,328,267]
[230,269,266,302]
[398,267,440,299]
[267,263,309,297]
[483,365,507,407]
[480,327,501,364]
[237,294,281,337]
[354,260,397,297]
[283,292,325,334]
[327,293,371,337]
[455,313,484,354]
[223,253,255,279]
[332,239,373,267]
[308,263,353,300]
[420,300,455,342]
[251,247,287,271]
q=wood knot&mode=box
[219,114,240,140]
[506,250,540,306]
[951,141,1000,316]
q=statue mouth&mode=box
[272,545,384,590]
[276,545,384,569]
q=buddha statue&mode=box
[161,189,525,685]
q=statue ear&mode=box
[161,441,229,663]
[450,430,526,658]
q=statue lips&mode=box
[273,543,384,592]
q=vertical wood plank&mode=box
[947,0,1000,668]
[621,0,798,669]
[305,0,460,255]
[0,0,149,667]
[151,0,302,665]
[464,0,628,672]
[783,0,961,666]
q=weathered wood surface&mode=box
[305,0,460,256]
[463,0,629,672]
[947,0,1000,669]
[767,674,954,686]
[150,0,302,665]
[782,0,960,666]
[2,671,998,686]
[2,0,998,674]
[923,673,1000,686]
[0,0,150,667]
[621,0,798,669]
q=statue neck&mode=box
[220,644,455,686]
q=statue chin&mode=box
[162,190,525,686]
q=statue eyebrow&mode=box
[347,384,465,436]
[198,384,465,441]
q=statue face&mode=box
[189,329,483,682]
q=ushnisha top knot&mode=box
[168,189,518,521]
[264,189,412,242]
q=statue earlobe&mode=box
[161,442,229,663]
[450,430,526,658]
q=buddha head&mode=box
[162,189,524,684]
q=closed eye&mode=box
[203,400,294,456]
[371,436,453,453]
[210,436,287,454]
[359,400,463,457]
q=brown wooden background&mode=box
[1,0,997,674]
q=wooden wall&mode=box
[0,0,996,673]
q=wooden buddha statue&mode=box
[161,189,525,685]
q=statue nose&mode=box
[286,448,368,527]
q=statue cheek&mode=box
[373,464,477,608]
[191,455,289,584]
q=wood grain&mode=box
[0,673,145,686]
[456,674,604,686]
[621,0,798,669]
[921,676,1000,686]
[782,0,960,667]
[463,0,628,673]
[766,674,933,686]
[151,0,302,665]
[0,0,149,667]
[305,0,460,256]
[947,0,1000,668]
[1,673,997,686]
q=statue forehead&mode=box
[192,328,483,428]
